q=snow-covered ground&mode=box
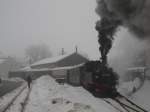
[25,75,118,112]
[117,77,150,111]
[1,75,149,112]
[131,80,150,111]
[117,77,141,96]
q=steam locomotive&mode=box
[80,61,119,98]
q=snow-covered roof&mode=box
[51,63,84,71]
[25,68,51,72]
[20,66,32,71]
[18,63,84,72]
[13,68,51,72]
[31,53,78,67]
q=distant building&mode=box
[0,56,13,78]
[0,56,22,78]
[0,58,8,78]
[9,52,89,86]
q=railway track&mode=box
[21,87,32,112]
[102,94,148,112]
[1,84,31,112]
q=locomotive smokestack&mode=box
[61,48,65,55]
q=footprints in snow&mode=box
[51,97,95,112]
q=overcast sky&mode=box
[0,0,130,60]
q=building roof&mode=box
[20,66,32,71]
[31,53,75,67]
[15,63,84,73]
[51,63,84,71]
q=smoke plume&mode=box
[96,0,149,38]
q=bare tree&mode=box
[25,44,52,64]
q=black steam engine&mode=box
[79,11,120,98]
[80,61,119,98]
[80,17,120,98]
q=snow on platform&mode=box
[25,75,117,112]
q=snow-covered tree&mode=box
[25,44,52,64]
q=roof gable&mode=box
[31,52,88,67]
[31,53,73,67]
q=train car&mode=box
[80,61,119,98]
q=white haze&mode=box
[108,27,147,77]
[0,0,146,72]
[0,0,99,59]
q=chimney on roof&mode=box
[75,46,78,53]
[61,48,65,55]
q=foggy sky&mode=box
[0,0,131,60]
